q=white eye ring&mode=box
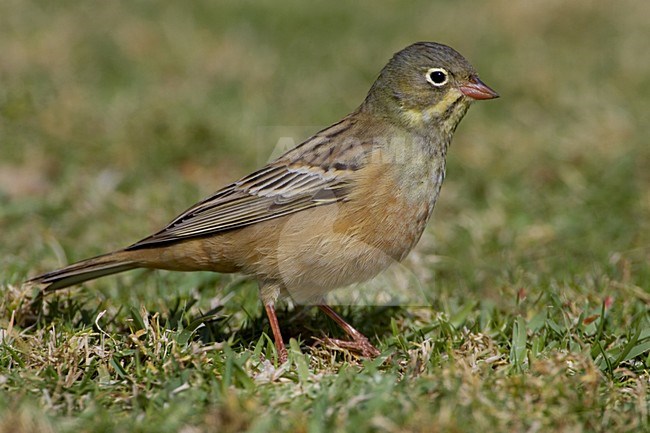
[426,67,449,87]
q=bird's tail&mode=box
[27,250,139,293]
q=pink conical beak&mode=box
[459,76,499,100]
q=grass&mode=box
[1,0,649,431]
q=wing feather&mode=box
[127,164,351,248]
[127,114,372,249]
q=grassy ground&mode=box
[1,0,649,431]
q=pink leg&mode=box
[318,304,380,358]
[264,303,288,363]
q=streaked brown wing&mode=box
[126,163,352,249]
[127,113,375,249]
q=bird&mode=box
[27,42,498,363]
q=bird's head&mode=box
[365,42,498,136]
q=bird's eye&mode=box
[426,68,448,87]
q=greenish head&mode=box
[363,42,498,134]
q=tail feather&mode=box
[27,251,139,292]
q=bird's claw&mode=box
[322,336,381,358]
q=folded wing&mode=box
[127,163,352,249]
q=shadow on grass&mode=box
[23,293,405,353]
[178,303,404,353]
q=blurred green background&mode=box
[2,0,648,291]
[1,0,649,432]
